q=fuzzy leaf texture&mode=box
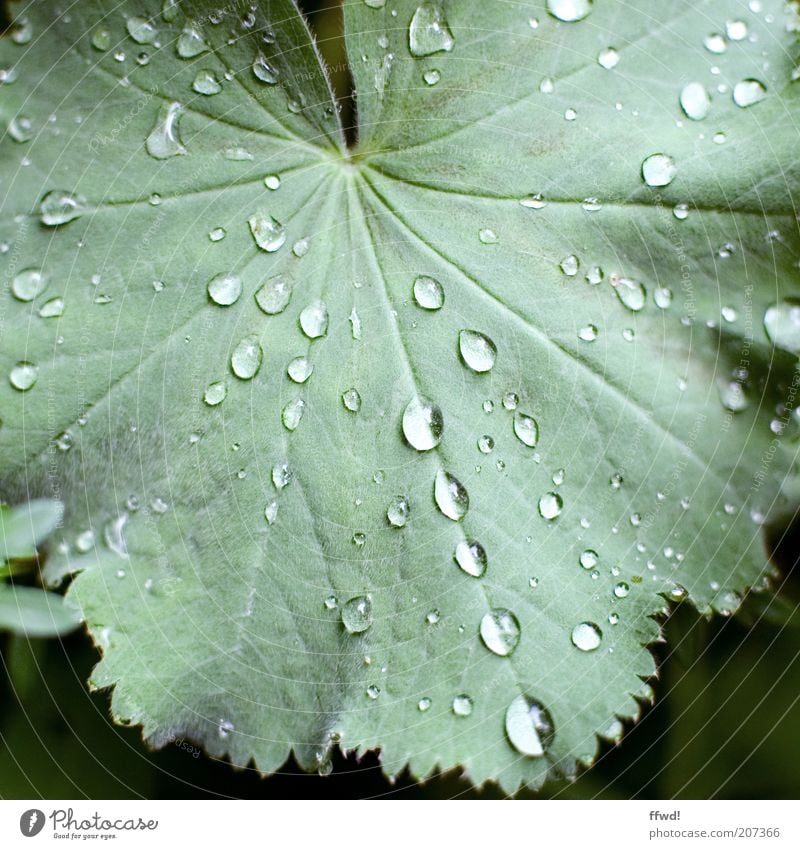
[0,0,799,792]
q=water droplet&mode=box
[642,153,676,187]
[39,190,87,226]
[10,362,38,391]
[459,329,496,373]
[230,336,262,380]
[478,227,498,244]
[513,412,539,447]
[248,213,286,252]
[764,300,800,354]
[287,356,313,383]
[726,19,748,41]
[579,549,598,570]
[300,301,329,338]
[207,272,241,306]
[454,539,486,577]
[540,77,555,94]
[581,197,601,212]
[264,500,278,524]
[127,16,158,44]
[718,379,748,412]
[505,695,555,757]
[39,297,64,318]
[520,192,546,210]
[146,102,186,159]
[597,47,619,70]
[680,82,711,120]
[578,323,598,341]
[704,33,727,54]
[177,26,208,58]
[342,596,373,634]
[614,581,630,598]
[547,0,593,22]
[281,397,305,431]
[253,53,280,83]
[560,254,579,276]
[342,388,362,412]
[193,70,222,95]
[352,532,366,547]
[480,609,521,656]
[12,268,47,301]
[10,17,33,44]
[293,238,310,258]
[538,492,563,520]
[218,719,234,739]
[208,227,226,243]
[477,435,494,453]
[386,495,410,528]
[452,694,473,716]
[402,396,443,450]
[91,28,111,50]
[272,462,293,490]
[8,114,33,142]
[224,146,253,161]
[564,107,578,121]
[408,3,455,57]
[204,381,226,406]
[264,174,281,190]
[435,470,469,520]
[610,274,646,311]
[571,621,602,651]
[673,203,689,221]
[255,276,291,314]
[413,275,444,310]
[418,697,432,711]
[366,684,380,699]
[654,286,673,309]
[423,68,440,85]
[733,78,767,107]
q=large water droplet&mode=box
[193,70,222,95]
[764,300,800,354]
[546,0,593,22]
[538,492,563,520]
[413,275,444,310]
[452,694,473,716]
[204,381,226,406]
[610,274,646,312]
[281,397,305,431]
[39,297,64,318]
[480,609,521,656]
[408,3,455,57]
[12,268,47,302]
[300,301,329,338]
[387,495,410,528]
[127,16,158,44]
[10,362,38,391]
[255,276,291,314]
[253,53,280,84]
[207,272,242,306]
[642,153,676,187]
[733,78,767,107]
[146,102,186,159]
[40,190,87,226]
[342,596,373,633]
[230,336,262,380]
[402,396,443,450]
[513,412,539,447]
[459,329,496,373]
[505,695,555,757]
[571,621,602,651]
[454,539,486,577]
[434,470,469,520]
[177,26,208,58]
[680,82,711,120]
[248,213,286,252]
[287,356,313,383]
[8,114,33,142]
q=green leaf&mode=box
[0,584,82,637]
[0,499,63,561]
[1,0,798,791]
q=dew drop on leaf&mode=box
[413,275,444,310]
[505,695,555,757]
[287,356,313,383]
[8,114,33,142]
[597,48,619,70]
[579,549,598,570]
[459,329,497,373]
[272,462,293,491]
[39,297,64,318]
[408,3,455,57]
[452,694,473,716]
[418,697,432,712]
[703,33,727,54]
[478,227,498,244]
[733,79,767,107]
[281,397,305,431]
[10,362,38,391]
[434,470,469,520]
[248,213,286,252]
[642,153,676,187]
[264,500,278,525]
[387,495,410,528]
[253,53,280,84]
[207,272,242,306]
[560,254,579,276]
[300,301,329,338]
[480,609,521,656]
[204,381,226,406]
[764,300,800,354]
[193,71,222,95]
[680,82,710,120]
[546,0,593,22]
[342,388,362,412]
[538,491,563,520]
[12,268,47,301]
[423,69,440,85]
[146,102,186,159]
[255,276,291,314]
[91,28,111,50]
[230,336,263,380]
[342,596,373,634]
[177,26,208,59]
[454,539,486,577]
[513,411,539,447]
[402,396,443,450]
[477,435,494,454]
[571,621,602,651]
[126,17,158,45]
[40,190,87,226]
[366,685,380,699]
[610,274,646,312]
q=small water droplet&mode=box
[680,82,711,120]
[146,102,186,159]
[452,694,473,716]
[764,300,800,354]
[520,192,546,210]
[733,78,767,107]
[12,268,47,302]
[409,3,455,57]
[480,609,521,656]
[39,190,87,226]
[413,275,444,310]
[434,470,469,520]
[366,684,380,699]
[704,33,727,54]
[610,274,647,311]
[387,495,410,528]
[287,356,313,383]
[718,379,748,412]
[272,462,293,490]
[8,114,33,142]
[418,696,432,711]
[204,381,227,406]
[477,435,494,454]
[255,276,291,314]
[726,19,748,40]
[10,362,38,391]
[264,174,281,190]
[579,549,598,570]
[513,412,539,447]
[253,53,280,83]
[177,26,208,58]
[300,301,329,338]
[230,336,263,380]
[478,227,498,244]
[614,581,630,598]
[578,323,598,342]
[248,213,286,252]
[91,28,111,50]
[538,492,563,520]
[264,500,278,524]
[597,47,619,69]
[505,695,555,757]
[402,397,443,450]
[454,539,486,577]
[127,16,158,44]
[193,70,222,95]
[281,397,305,431]
[218,719,234,739]
[560,254,579,276]
[642,153,676,187]
[207,272,242,306]
[459,329,497,372]
[342,388,362,412]
[423,68,440,85]
[547,0,593,22]
[342,596,373,634]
